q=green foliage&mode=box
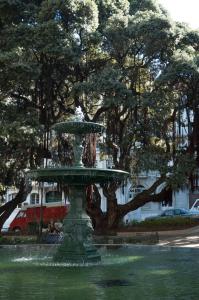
[131,217,199,228]
[97,0,129,28]
[0,0,24,24]
[0,101,41,186]
[0,235,37,245]
[129,0,163,14]
[39,0,99,32]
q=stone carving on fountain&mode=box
[28,107,129,263]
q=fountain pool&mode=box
[0,245,199,300]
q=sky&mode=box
[158,0,199,29]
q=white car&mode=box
[145,208,199,220]
[190,199,199,212]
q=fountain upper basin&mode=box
[52,121,104,134]
[28,167,129,185]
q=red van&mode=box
[9,203,69,233]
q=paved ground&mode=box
[117,226,199,248]
[157,226,199,248]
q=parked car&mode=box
[146,208,199,221]
[8,203,69,233]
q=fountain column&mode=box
[73,134,84,167]
[53,185,100,263]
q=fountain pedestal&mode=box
[53,186,100,263]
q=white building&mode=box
[2,140,194,229]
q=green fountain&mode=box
[28,107,129,263]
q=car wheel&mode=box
[13,227,21,233]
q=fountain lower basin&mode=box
[28,167,129,263]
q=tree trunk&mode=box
[92,208,124,234]
[87,182,124,234]
[86,177,172,233]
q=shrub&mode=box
[0,235,37,245]
[136,217,199,228]
[129,220,140,226]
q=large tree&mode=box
[72,0,199,231]
[0,0,199,232]
[0,0,100,228]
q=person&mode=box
[54,219,63,233]
[47,219,56,233]
[125,219,129,226]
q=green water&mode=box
[0,245,199,300]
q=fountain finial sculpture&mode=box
[28,110,129,263]
[73,106,84,121]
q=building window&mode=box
[46,191,62,203]
[162,199,173,207]
[128,185,145,200]
[8,193,17,202]
[128,185,152,210]
[16,211,27,219]
[161,191,173,207]
[30,193,39,205]
[160,187,173,208]
[8,193,22,208]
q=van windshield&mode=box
[16,211,26,218]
